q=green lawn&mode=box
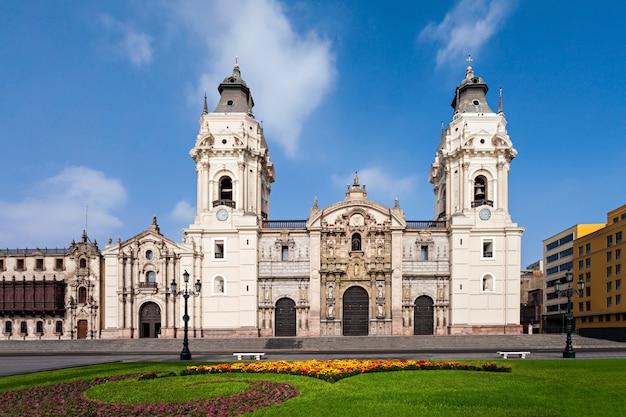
[1,359,626,416]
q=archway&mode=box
[274,298,296,337]
[139,302,161,338]
[343,286,369,336]
[414,295,434,335]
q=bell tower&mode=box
[184,63,275,336]
[430,56,524,334]
[189,62,275,225]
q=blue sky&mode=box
[1,0,625,268]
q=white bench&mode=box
[497,351,530,359]
[233,352,265,361]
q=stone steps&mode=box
[0,334,624,355]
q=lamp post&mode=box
[554,270,585,358]
[171,270,202,360]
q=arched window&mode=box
[351,233,362,251]
[213,276,225,294]
[36,320,44,334]
[78,287,87,304]
[482,274,495,292]
[473,176,487,205]
[146,271,156,283]
[219,177,233,201]
[79,258,87,268]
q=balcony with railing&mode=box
[213,199,236,209]
[262,220,307,229]
[471,199,493,208]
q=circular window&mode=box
[146,250,153,260]
[480,139,485,144]
[227,100,233,106]
[473,99,480,105]
[222,139,227,144]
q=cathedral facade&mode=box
[1,61,523,340]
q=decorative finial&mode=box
[235,55,239,65]
[353,172,359,186]
[203,89,208,114]
[498,87,503,115]
[394,197,399,208]
[313,196,318,208]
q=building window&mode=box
[586,272,591,282]
[481,274,494,292]
[78,287,87,304]
[17,259,25,271]
[617,249,622,260]
[578,260,584,270]
[578,246,584,257]
[219,176,233,201]
[607,252,613,262]
[607,266,613,278]
[20,322,27,335]
[586,287,591,297]
[578,302,583,312]
[607,282,612,293]
[146,250,153,260]
[586,301,591,311]
[213,276,225,294]
[607,235,613,247]
[586,243,591,254]
[617,264,622,275]
[482,238,494,259]
[281,245,289,261]
[79,258,87,268]
[35,258,44,271]
[146,271,156,285]
[617,294,622,306]
[4,321,12,335]
[0,259,3,271]
[607,297,612,308]
[351,233,362,251]
[55,320,63,334]
[473,176,488,206]
[420,245,429,261]
[214,239,225,259]
[589,316,594,323]
[586,258,591,268]
[616,279,621,290]
[55,258,63,270]
[36,321,43,335]
[617,231,623,244]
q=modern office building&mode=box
[542,225,604,332]
[574,204,626,341]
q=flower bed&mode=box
[185,359,511,383]
[0,374,299,417]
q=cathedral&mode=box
[1,61,524,340]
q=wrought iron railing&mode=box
[212,199,236,208]
[406,220,447,229]
[262,220,307,229]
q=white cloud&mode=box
[100,14,153,67]
[418,0,517,67]
[0,167,127,247]
[170,200,195,222]
[332,167,419,208]
[170,0,336,157]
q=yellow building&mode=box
[574,204,626,341]
[542,224,604,333]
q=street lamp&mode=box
[170,270,202,360]
[554,270,585,358]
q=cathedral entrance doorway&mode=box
[139,302,161,338]
[414,295,434,335]
[342,286,369,336]
[77,320,88,339]
[274,298,296,337]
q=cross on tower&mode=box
[466,55,473,67]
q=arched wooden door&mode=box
[77,320,88,339]
[139,302,161,338]
[414,295,434,335]
[343,286,369,336]
[275,298,296,337]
